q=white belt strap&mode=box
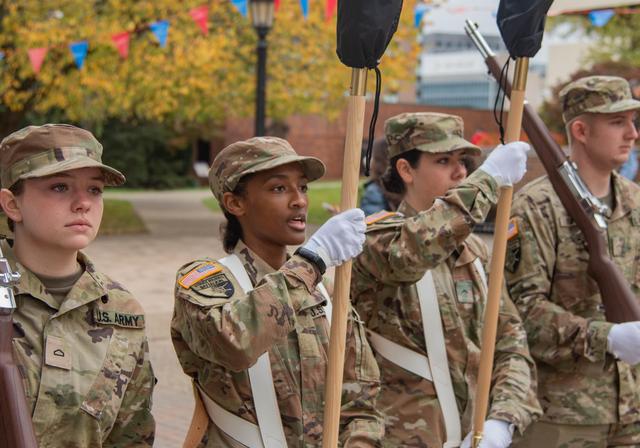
[473,258,488,296]
[216,254,287,448]
[196,382,264,447]
[418,270,461,448]
[367,330,433,381]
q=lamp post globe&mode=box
[249,0,275,137]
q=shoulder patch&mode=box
[179,262,222,289]
[507,218,519,240]
[192,272,235,298]
[505,237,521,274]
[365,210,397,226]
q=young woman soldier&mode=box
[0,124,156,446]
[351,112,542,448]
[171,137,383,447]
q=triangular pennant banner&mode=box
[69,40,89,69]
[28,47,48,74]
[111,32,131,59]
[414,3,430,28]
[275,0,281,11]
[588,9,615,27]
[300,0,309,18]
[326,0,337,21]
[231,0,248,16]
[150,20,170,47]
[190,5,209,35]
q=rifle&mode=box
[0,245,38,448]
[465,20,640,323]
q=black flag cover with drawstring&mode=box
[336,0,404,175]
[497,0,554,59]
[336,0,403,69]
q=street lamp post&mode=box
[249,0,275,137]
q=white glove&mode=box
[607,321,640,365]
[302,208,366,268]
[478,141,530,186]
[461,419,514,448]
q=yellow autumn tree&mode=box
[0,0,418,137]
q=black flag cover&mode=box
[336,0,403,69]
[497,0,554,59]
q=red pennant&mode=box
[275,0,281,11]
[28,47,47,74]
[189,5,209,35]
[111,32,130,59]
[325,0,337,21]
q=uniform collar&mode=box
[2,239,108,314]
[397,200,418,218]
[610,171,637,222]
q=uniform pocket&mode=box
[80,331,138,435]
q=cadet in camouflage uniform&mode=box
[506,77,640,447]
[0,124,155,446]
[351,112,541,447]
[171,137,383,447]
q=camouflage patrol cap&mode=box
[560,76,640,123]
[384,112,481,159]
[0,124,125,188]
[209,136,325,204]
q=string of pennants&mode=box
[413,2,640,29]
[0,0,338,74]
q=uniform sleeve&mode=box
[487,287,542,434]
[339,313,384,447]
[356,170,498,285]
[504,195,613,371]
[105,337,156,447]
[172,256,321,372]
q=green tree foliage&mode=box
[0,0,418,137]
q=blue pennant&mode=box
[231,0,248,16]
[300,0,309,18]
[150,20,170,47]
[414,4,430,28]
[588,9,615,27]
[69,41,88,69]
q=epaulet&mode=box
[365,210,398,226]
[178,261,223,289]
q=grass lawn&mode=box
[0,198,146,237]
[99,199,147,235]
[202,180,356,225]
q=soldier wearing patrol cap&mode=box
[350,112,541,447]
[0,124,156,446]
[170,136,383,447]
[506,76,640,447]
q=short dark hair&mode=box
[381,149,422,195]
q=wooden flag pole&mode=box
[322,67,368,448]
[472,57,529,448]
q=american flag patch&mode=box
[179,262,222,289]
[507,218,519,240]
[365,210,396,226]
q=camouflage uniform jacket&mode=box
[351,170,541,446]
[171,241,383,447]
[6,240,156,447]
[505,173,640,425]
